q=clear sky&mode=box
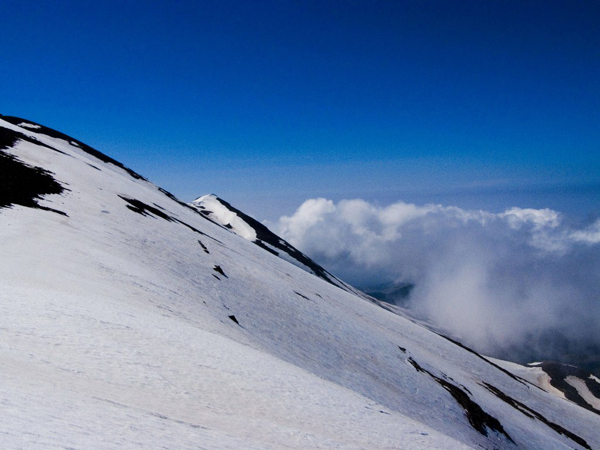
[2,0,599,221]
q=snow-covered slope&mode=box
[1,116,600,449]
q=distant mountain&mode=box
[535,362,600,414]
[362,282,415,306]
[1,115,599,449]
[490,359,600,415]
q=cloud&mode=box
[274,198,600,367]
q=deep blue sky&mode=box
[2,0,599,220]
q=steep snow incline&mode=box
[1,116,600,450]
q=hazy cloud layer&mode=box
[274,198,600,366]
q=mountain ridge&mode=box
[191,193,368,299]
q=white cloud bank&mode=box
[274,198,600,365]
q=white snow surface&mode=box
[16,121,41,129]
[1,117,600,449]
[192,194,258,240]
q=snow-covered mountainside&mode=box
[1,116,600,449]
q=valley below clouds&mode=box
[274,198,600,373]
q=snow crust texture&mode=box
[1,116,600,449]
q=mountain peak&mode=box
[192,194,258,240]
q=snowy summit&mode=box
[1,116,599,449]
